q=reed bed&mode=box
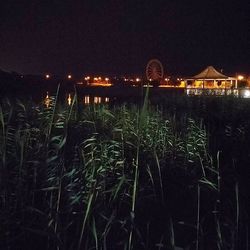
[0,90,249,250]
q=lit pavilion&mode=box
[184,66,238,95]
[185,66,238,88]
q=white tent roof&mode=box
[191,66,229,79]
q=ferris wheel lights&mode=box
[146,59,164,81]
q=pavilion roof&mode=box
[191,66,229,79]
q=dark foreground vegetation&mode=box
[0,87,250,250]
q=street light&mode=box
[45,74,50,79]
[68,74,72,79]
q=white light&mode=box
[94,97,101,104]
[68,75,72,79]
[46,74,50,79]
[84,96,90,104]
[244,90,250,98]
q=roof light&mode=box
[238,75,244,81]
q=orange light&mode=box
[67,94,72,105]
[45,92,50,108]
[237,75,244,81]
[91,82,112,87]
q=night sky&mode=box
[0,0,249,77]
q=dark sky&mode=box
[0,0,249,76]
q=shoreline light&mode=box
[243,90,250,98]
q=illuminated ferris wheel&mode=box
[146,59,164,81]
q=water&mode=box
[43,87,250,109]
[44,93,110,107]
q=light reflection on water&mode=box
[44,92,110,107]
[44,92,50,108]
[84,95,90,104]
[67,94,72,105]
[83,95,110,104]
[90,96,109,104]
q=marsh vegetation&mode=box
[0,87,249,249]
